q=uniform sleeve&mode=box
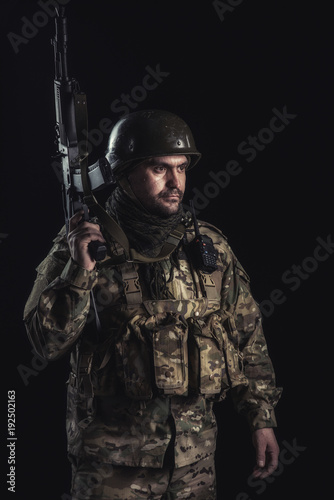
[23,227,98,361]
[222,251,282,432]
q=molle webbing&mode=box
[119,259,220,306]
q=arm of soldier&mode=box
[221,254,282,428]
[24,217,100,360]
[232,311,282,431]
[222,256,282,475]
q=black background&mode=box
[1,0,332,499]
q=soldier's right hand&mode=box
[68,211,106,271]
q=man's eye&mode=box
[154,166,166,173]
[177,165,186,173]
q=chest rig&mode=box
[70,227,250,435]
[114,254,224,401]
[83,234,246,404]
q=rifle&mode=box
[52,7,107,261]
[51,9,181,265]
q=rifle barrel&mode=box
[53,9,69,82]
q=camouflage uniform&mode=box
[24,220,282,499]
[71,455,216,499]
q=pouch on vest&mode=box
[188,313,227,399]
[116,314,153,400]
[145,312,189,396]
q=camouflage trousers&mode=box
[71,455,216,500]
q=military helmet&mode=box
[105,109,201,178]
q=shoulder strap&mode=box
[129,223,186,263]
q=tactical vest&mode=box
[69,228,249,427]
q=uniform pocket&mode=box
[145,312,189,396]
[188,314,228,397]
[116,315,153,400]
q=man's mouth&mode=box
[159,190,183,200]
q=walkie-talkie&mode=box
[187,201,218,273]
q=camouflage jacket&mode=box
[24,221,282,468]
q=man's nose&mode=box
[166,169,182,189]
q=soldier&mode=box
[24,110,282,499]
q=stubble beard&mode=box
[146,188,184,218]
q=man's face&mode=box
[127,155,188,217]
